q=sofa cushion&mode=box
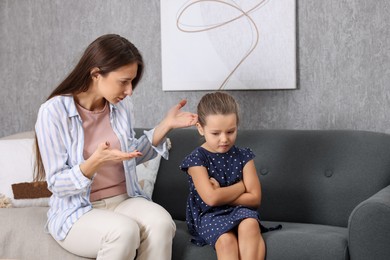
[0,207,89,260]
[243,130,390,227]
[0,138,35,199]
[136,153,163,198]
[136,138,171,199]
[174,220,349,260]
[173,220,217,260]
[262,221,349,260]
[152,129,202,220]
[0,130,166,205]
[154,129,390,228]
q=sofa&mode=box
[1,128,390,260]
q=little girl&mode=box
[180,92,266,260]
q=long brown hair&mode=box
[34,34,144,181]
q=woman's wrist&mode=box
[152,120,172,146]
[80,162,94,179]
[80,155,100,179]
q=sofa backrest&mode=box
[137,128,390,228]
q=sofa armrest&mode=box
[348,185,390,260]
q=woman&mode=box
[35,34,197,259]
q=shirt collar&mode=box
[66,96,118,118]
[67,96,79,118]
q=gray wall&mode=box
[1,0,390,138]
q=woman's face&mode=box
[96,63,138,104]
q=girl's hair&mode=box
[197,91,239,127]
[34,34,144,181]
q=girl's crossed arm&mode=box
[230,160,262,208]
[189,166,245,207]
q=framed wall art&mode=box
[160,0,297,91]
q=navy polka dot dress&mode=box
[180,146,261,247]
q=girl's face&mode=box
[95,63,138,104]
[197,113,238,153]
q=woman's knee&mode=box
[106,216,140,246]
[116,198,175,239]
[140,203,176,239]
[95,218,140,259]
[147,213,176,240]
[60,211,141,259]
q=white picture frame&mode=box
[161,0,297,91]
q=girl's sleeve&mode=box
[240,147,256,165]
[180,149,205,173]
[35,104,92,198]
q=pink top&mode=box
[76,101,127,202]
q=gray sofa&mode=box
[1,128,390,260]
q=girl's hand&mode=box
[209,177,220,189]
[229,160,261,208]
[189,166,245,207]
[80,141,142,178]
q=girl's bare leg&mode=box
[237,218,265,260]
[215,231,240,260]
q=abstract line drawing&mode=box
[176,0,267,90]
[161,0,296,91]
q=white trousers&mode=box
[56,194,176,260]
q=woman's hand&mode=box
[94,141,142,162]
[152,99,198,146]
[164,99,198,129]
[80,141,143,179]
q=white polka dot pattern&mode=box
[180,146,260,247]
